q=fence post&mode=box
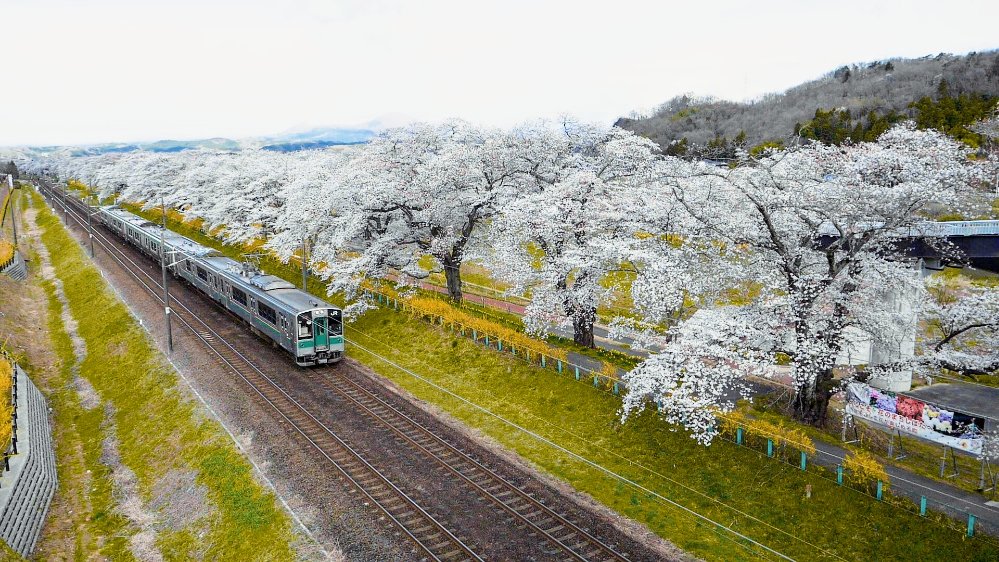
[613,381,619,395]
[920,496,927,516]
[968,514,976,537]
[485,334,489,346]
[557,360,563,373]
[541,355,546,368]
[876,480,883,501]
[574,366,580,381]
[472,330,477,342]
[767,439,774,458]
[836,465,843,485]
[736,427,743,445]
[800,451,807,471]
[498,339,502,351]
[593,375,599,388]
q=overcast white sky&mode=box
[3,0,998,146]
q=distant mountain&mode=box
[261,140,368,152]
[252,126,375,148]
[616,50,999,152]
[31,126,378,157]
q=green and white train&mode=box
[98,205,344,366]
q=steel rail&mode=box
[310,366,633,561]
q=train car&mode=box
[97,205,344,366]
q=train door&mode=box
[314,315,330,351]
[211,275,223,302]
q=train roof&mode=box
[201,255,334,311]
[102,205,338,313]
[100,206,219,258]
[267,288,336,311]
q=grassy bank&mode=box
[120,198,999,561]
[28,191,299,559]
[346,309,998,561]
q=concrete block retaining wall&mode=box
[0,364,57,558]
[1,251,27,281]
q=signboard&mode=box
[845,382,985,455]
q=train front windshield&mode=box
[328,309,342,335]
[297,310,342,340]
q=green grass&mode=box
[342,311,999,561]
[31,192,297,560]
[123,198,999,561]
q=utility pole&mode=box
[7,175,17,246]
[87,195,95,257]
[301,232,308,291]
[61,182,68,222]
[160,198,173,353]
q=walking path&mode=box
[416,277,999,536]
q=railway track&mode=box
[38,182,482,562]
[307,367,632,561]
[38,182,635,562]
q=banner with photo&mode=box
[845,382,985,455]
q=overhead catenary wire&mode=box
[342,325,803,562]
[47,179,999,555]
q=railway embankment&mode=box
[0,355,56,559]
[0,190,309,559]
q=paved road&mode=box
[809,434,999,536]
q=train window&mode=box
[232,287,248,307]
[196,266,208,282]
[186,260,192,272]
[297,314,312,338]
[329,310,343,335]
[151,242,159,254]
[258,303,277,325]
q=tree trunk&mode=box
[572,306,597,348]
[442,256,463,302]
[791,368,836,426]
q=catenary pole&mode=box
[87,195,95,257]
[8,175,18,246]
[301,232,308,290]
[62,181,70,222]
[161,198,174,353]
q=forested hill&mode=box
[615,50,999,156]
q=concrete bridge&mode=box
[902,220,999,273]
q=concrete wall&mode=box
[0,364,57,558]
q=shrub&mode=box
[0,357,12,454]
[402,295,568,362]
[0,239,13,264]
[843,449,890,491]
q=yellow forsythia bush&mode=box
[0,358,13,453]
[405,296,568,362]
[0,239,13,264]
[717,411,816,456]
[843,449,890,489]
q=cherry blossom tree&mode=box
[623,124,991,438]
[486,122,660,347]
[303,120,521,303]
[920,278,999,379]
